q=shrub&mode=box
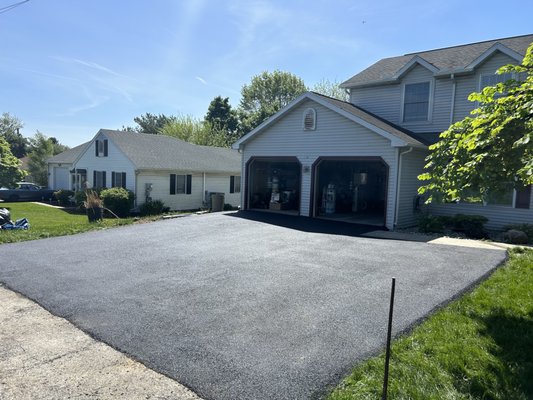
[54,189,74,206]
[418,214,447,233]
[451,214,488,239]
[503,223,533,244]
[223,203,236,211]
[100,187,135,217]
[139,199,169,216]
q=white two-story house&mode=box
[233,34,533,230]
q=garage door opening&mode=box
[247,158,301,214]
[313,158,387,226]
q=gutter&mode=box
[449,73,456,124]
[393,146,414,229]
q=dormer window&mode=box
[403,82,430,122]
[95,139,108,157]
[303,108,316,131]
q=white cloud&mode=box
[195,76,207,85]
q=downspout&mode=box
[203,172,206,205]
[134,169,139,207]
[393,146,414,229]
[449,73,456,124]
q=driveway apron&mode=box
[0,212,506,400]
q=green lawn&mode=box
[328,247,533,400]
[0,202,133,244]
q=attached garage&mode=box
[312,158,388,226]
[246,157,301,213]
[233,92,427,230]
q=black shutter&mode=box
[102,171,106,188]
[186,175,192,194]
[122,173,127,188]
[230,176,235,193]
[516,185,531,209]
[93,171,97,187]
[103,140,108,157]
[170,174,176,195]
[111,172,116,187]
[95,140,99,156]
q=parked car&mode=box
[0,182,55,202]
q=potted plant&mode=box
[84,190,104,222]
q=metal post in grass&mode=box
[381,277,396,400]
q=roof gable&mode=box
[342,34,533,88]
[232,92,425,149]
[68,129,240,173]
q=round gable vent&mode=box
[303,108,316,131]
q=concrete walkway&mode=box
[0,285,202,400]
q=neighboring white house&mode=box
[48,129,241,210]
[233,34,533,230]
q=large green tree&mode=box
[0,112,28,158]
[419,43,533,203]
[160,116,229,147]
[123,113,177,134]
[205,96,239,143]
[0,136,26,188]
[239,70,307,133]
[27,132,69,186]
[311,78,349,101]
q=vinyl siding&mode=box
[47,163,72,190]
[74,133,135,191]
[396,149,428,227]
[136,172,240,210]
[205,174,241,207]
[350,52,521,134]
[241,99,399,229]
[453,52,519,122]
[428,202,533,230]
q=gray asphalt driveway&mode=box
[0,211,506,400]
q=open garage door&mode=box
[312,158,388,226]
[246,157,301,214]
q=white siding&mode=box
[396,149,428,228]
[350,84,401,124]
[242,99,399,229]
[136,172,240,210]
[205,174,241,207]
[47,163,72,190]
[428,202,533,231]
[74,133,136,191]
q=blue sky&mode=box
[1,0,532,147]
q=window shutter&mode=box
[111,172,116,187]
[516,185,531,209]
[93,170,96,186]
[186,175,192,194]
[122,173,126,189]
[230,176,235,193]
[102,171,106,188]
[95,140,99,156]
[170,174,176,195]
[103,140,108,157]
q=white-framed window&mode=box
[479,72,515,89]
[302,108,316,131]
[402,81,431,122]
[112,172,126,189]
[93,170,106,188]
[170,174,191,195]
[230,176,241,193]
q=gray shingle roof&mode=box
[342,34,533,88]
[47,142,90,164]
[98,130,240,173]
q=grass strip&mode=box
[0,202,133,244]
[328,247,533,400]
